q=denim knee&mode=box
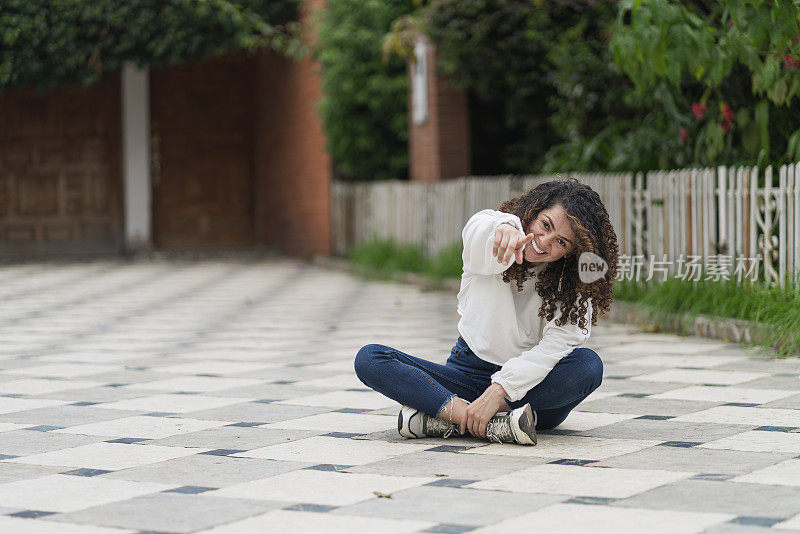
[354,344,384,384]
[575,347,603,391]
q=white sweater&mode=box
[456,209,592,401]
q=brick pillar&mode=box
[408,35,471,183]
[253,0,332,256]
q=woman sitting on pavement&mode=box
[355,178,619,445]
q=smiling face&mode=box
[523,205,577,265]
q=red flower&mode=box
[722,121,731,133]
[783,55,800,70]
[721,103,735,122]
[692,102,707,120]
[679,126,689,145]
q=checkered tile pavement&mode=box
[0,259,799,533]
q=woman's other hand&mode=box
[493,223,534,265]
[461,383,510,438]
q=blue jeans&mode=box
[354,337,603,430]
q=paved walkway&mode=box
[0,259,799,533]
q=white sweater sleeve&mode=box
[462,209,524,276]
[491,300,593,402]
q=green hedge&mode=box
[0,0,300,92]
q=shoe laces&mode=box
[485,416,513,443]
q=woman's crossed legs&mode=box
[354,337,603,431]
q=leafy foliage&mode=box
[0,0,301,92]
[317,0,415,181]
[610,0,800,167]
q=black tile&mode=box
[105,383,128,388]
[1,394,24,398]
[565,496,618,505]
[691,473,733,481]
[198,449,248,456]
[254,399,278,404]
[635,415,675,420]
[323,432,361,438]
[8,510,56,519]
[282,503,338,513]
[144,412,178,417]
[604,375,633,380]
[427,445,472,453]
[0,454,18,460]
[754,425,798,432]
[659,441,702,448]
[105,438,150,444]
[425,478,477,488]
[333,408,371,414]
[225,422,266,428]
[273,380,297,385]
[63,468,113,477]
[164,485,217,494]
[70,401,99,406]
[196,373,223,377]
[730,516,783,527]
[304,464,354,472]
[723,402,759,407]
[775,373,799,378]
[422,524,479,534]
[549,458,598,466]
[619,393,649,398]
[345,387,371,392]
[25,425,64,432]
[173,391,198,395]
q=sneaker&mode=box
[485,404,537,445]
[398,405,458,439]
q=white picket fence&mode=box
[331,164,800,287]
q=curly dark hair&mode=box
[499,178,619,333]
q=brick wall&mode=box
[254,0,332,256]
[408,38,471,183]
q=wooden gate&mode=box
[150,53,255,249]
[0,76,122,256]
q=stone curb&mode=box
[311,255,782,353]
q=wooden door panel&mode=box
[151,53,255,248]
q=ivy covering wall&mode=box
[0,0,300,92]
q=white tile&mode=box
[468,464,693,498]
[195,510,433,534]
[123,376,264,392]
[0,517,134,533]
[53,416,233,439]
[5,442,206,470]
[152,361,277,375]
[630,369,767,385]
[602,341,729,356]
[265,412,395,434]
[0,363,120,378]
[0,422,30,432]
[209,469,434,506]
[0,397,66,414]
[0,474,169,513]
[293,373,364,389]
[275,390,398,410]
[472,503,732,534]
[100,394,254,413]
[463,435,660,461]
[673,406,800,427]
[732,458,800,487]
[775,512,800,530]
[699,430,800,453]
[580,390,621,403]
[0,378,104,395]
[557,411,639,431]
[622,355,745,368]
[237,435,430,465]
[651,386,798,404]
